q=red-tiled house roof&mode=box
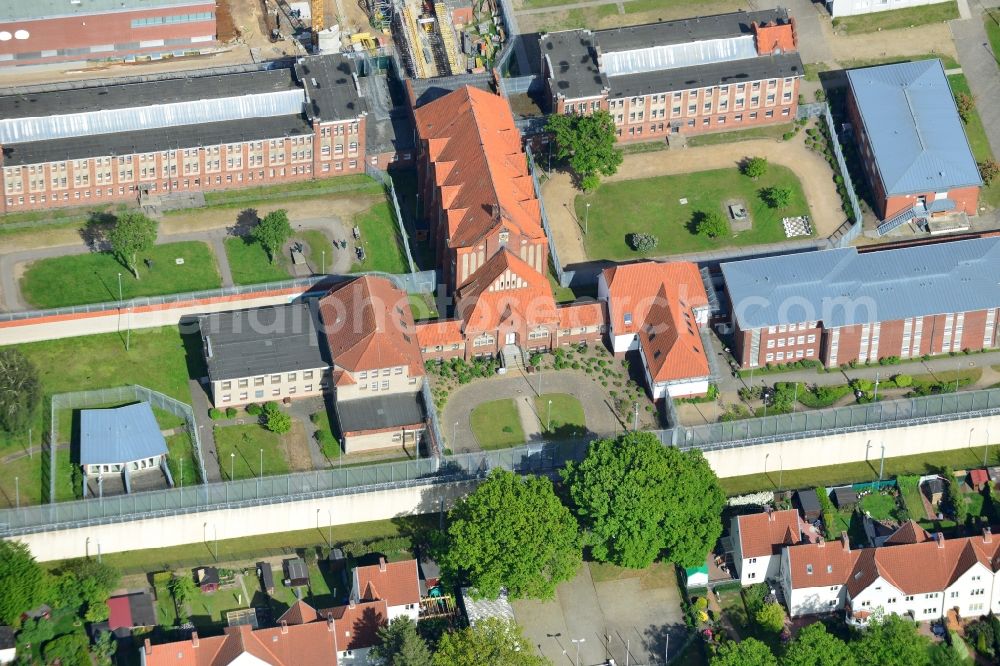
[639,284,710,383]
[737,509,803,559]
[353,558,421,608]
[324,600,388,651]
[143,620,339,666]
[318,276,424,377]
[787,536,860,590]
[107,596,132,631]
[454,249,558,336]
[280,599,319,625]
[416,320,465,349]
[883,520,931,546]
[970,469,989,488]
[558,301,605,330]
[602,261,707,336]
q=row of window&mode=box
[767,335,816,349]
[131,12,214,28]
[358,367,404,379]
[767,322,817,334]
[765,349,815,363]
[220,371,316,391]
[616,109,789,138]
[219,384,318,402]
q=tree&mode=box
[0,541,46,626]
[263,401,292,434]
[432,618,547,666]
[370,617,432,666]
[108,211,157,279]
[712,638,777,666]
[853,614,930,666]
[42,632,91,666]
[546,110,623,191]
[252,209,293,263]
[627,232,658,252]
[561,432,724,568]
[755,601,786,633]
[955,92,975,125]
[943,467,966,524]
[57,558,120,622]
[760,186,793,209]
[743,156,769,179]
[0,348,41,435]
[440,469,581,599]
[167,574,196,619]
[781,622,855,666]
[979,158,999,186]
[93,631,118,666]
[695,211,729,239]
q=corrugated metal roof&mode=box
[846,59,982,196]
[602,35,758,77]
[79,402,168,466]
[1,0,206,21]
[721,237,1000,330]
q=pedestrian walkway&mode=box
[951,13,1000,158]
[188,378,223,483]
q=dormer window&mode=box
[624,313,633,325]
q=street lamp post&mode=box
[321,250,326,275]
[585,202,590,235]
[180,458,184,489]
[764,453,770,479]
[117,272,130,351]
[778,455,784,493]
[15,476,18,510]
[571,638,585,666]
[547,399,552,432]
[872,371,880,403]
[985,430,992,467]
[230,452,236,482]
[259,448,263,479]
[879,442,886,481]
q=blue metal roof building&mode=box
[80,402,168,467]
[847,60,982,198]
[721,237,1000,331]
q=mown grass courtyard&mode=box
[575,165,810,260]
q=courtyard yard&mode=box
[213,423,296,480]
[20,241,221,309]
[575,165,809,260]
[224,229,338,285]
[535,393,586,438]
[470,399,525,450]
[833,1,959,34]
[350,202,411,274]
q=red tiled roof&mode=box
[602,261,707,335]
[143,621,339,666]
[416,320,465,348]
[787,538,860,590]
[883,520,931,546]
[737,509,803,559]
[107,596,132,631]
[558,302,605,329]
[318,276,424,377]
[280,600,319,626]
[354,559,421,608]
[455,249,558,334]
[639,284,710,383]
[325,600,388,651]
[414,86,544,251]
[970,469,989,486]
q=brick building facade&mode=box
[0,55,367,214]
[0,0,216,67]
[722,238,1000,369]
[540,9,803,142]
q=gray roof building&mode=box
[335,392,426,434]
[721,237,1000,330]
[200,301,330,382]
[846,59,982,197]
[540,9,803,101]
[80,402,168,466]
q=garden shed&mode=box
[923,477,945,505]
[832,486,858,509]
[256,562,274,595]
[283,557,309,587]
[795,489,822,522]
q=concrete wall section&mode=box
[15,480,479,563]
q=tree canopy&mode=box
[712,638,778,666]
[561,432,724,568]
[742,156,769,179]
[546,110,623,191]
[53,558,121,622]
[853,614,930,666]
[252,209,293,263]
[760,186,793,209]
[108,211,157,279]
[0,348,41,435]
[370,617,433,666]
[0,540,47,626]
[432,618,547,666]
[781,622,856,666]
[440,469,581,599]
[695,211,729,239]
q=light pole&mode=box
[571,638,585,666]
[585,202,590,235]
[328,509,333,547]
[259,448,264,479]
[778,455,784,493]
[872,371,880,403]
[14,476,18,510]
[985,429,992,467]
[879,442,886,481]
[230,452,236,481]
[321,250,326,275]
[180,458,184,489]
[117,272,130,351]
[547,399,552,432]
[213,524,218,561]
[764,452,770,479]
[633,402,639,431]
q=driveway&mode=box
[514,562,685,666]
[543,132,845,266]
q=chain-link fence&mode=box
[822,104,864,247]
[365,164,418,273]
[48,385,206,503]
[526,147,570,286]
[421,381,445,456]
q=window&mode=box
[905,595,914,601]
[254,377,264,387]
[239,379,249,388]
[777,338,785,347]
[255,390,264,399]
[222,381,232,390]
[272,388,280,396]
[623,313,633,325]
[749,557,757,564]
[409,377,417,384]
[287,372,296,381]
[767,340,775,349]
[270,374,281,383]
[305,385,313,392]
[394,367,403,375]
[381,380,389,389]
[806,564,813,574]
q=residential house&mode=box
[540,10,803,141]
[324,600,388,665]
[721,237,1000,369]
[796,490,822,523]
[598,261,712,398]
[730,509,803,585]
[351,558,421,622]
[284,558,310,587]
[846,60,982,233]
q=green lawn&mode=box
[804,63,832,82]
[350,202,411,274]
[409,293,438,320]
[470,398,525,450]
[20,241,221,309]
[548,271,576,303]
[833,1,959,33]
[224,237,293,285]
[0,203,114,227]
[166,431,201,486]
[948,74,1000,208]
[0,453,43,509]
[987,13,1000,61]
[686,123,794,147]
[721,446,996,496]
[534,393,586,439]
[859,491,900,521]
[213,424,291,480]
[299,230,334,274]
[193,174,382,210]
[576,165,809,260]
[900,482,928,521]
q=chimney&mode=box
[349,599,356,609]
[144,639,152,655]
[935,532,945,549]
[841,531,850,552]
[191,632,199,648]
[281,620,288,635]
[817,539,825,548]
[379,557,387,572]
[327,616,335,632]
[984,527,993,544]
[768,510,775,522]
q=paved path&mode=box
[188,378,223,483]
[542,132,845,266]
[952,12,1000,158]
[440,369,623,452]
[287,396,331,470]
[515,395,543,440]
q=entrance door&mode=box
[505,332,516,345]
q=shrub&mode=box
[759,186,793,209]
[956,92,975,124]
[742,156,768,179]
[782,131,795,141]
[755,602,786,633]
[878,356,901,366]
[529,353,543,367]
[694,210,729,238]
[979,158,999,186]
[208,407,223,420]
[743,583,768,613]
[893,374,913,388]
[263,402,291,434]
[815,89,826,102]
[627,232,658,252]
[225,407,238,418]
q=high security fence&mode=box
[49,385,207,502]
[421,381,445,456]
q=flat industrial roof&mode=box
[721,237,1000,330]
[336,392,426,434]
[847,59,982,196]
[0,0,211,22]
[296,54,367,123]
[200,301,329,382]
[80,402,168,466]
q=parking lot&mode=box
[513,562,685,666]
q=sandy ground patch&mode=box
[159,194,382,234]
